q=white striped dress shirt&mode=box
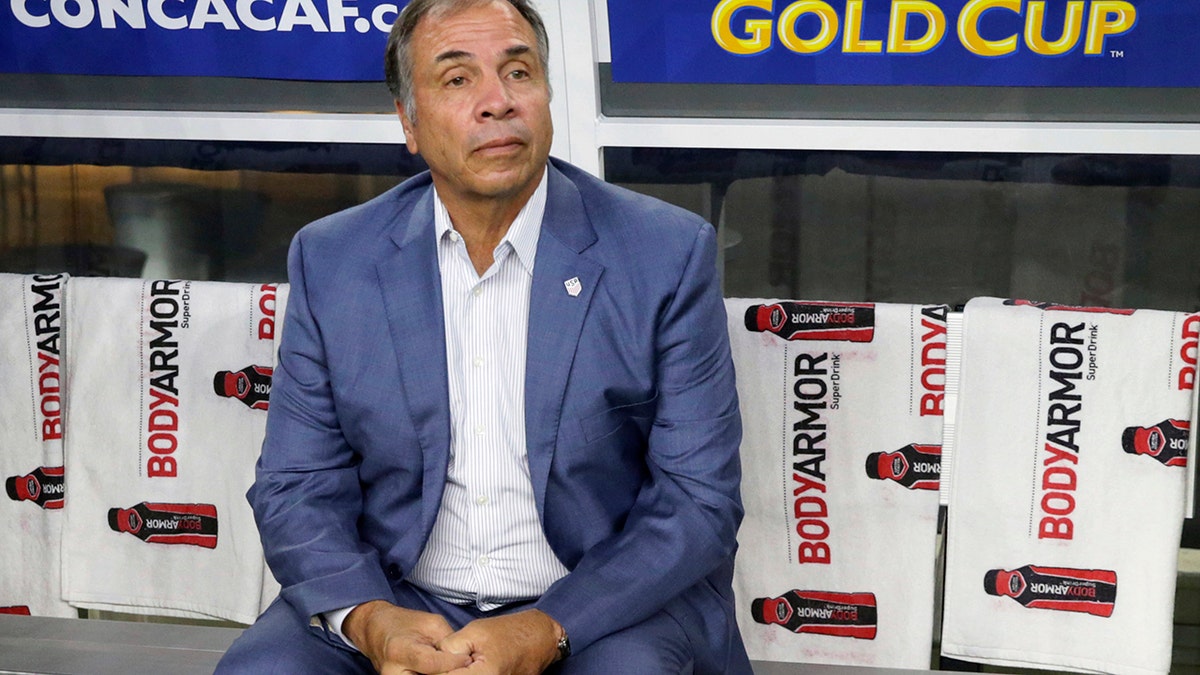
[407,168,569,609]
[326,170,567,644]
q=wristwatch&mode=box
[556,629,571,661]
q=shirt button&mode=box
[448,231,459,242]
[473,356,484,367]
[474,426,485,436]
[475,495,488,506]
[472,287,482,297]
[478,555,490,566]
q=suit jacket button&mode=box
[386,564,402,580]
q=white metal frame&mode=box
[2,0,1200,179]
[0,108,402,145]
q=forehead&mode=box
[411,1,539,64]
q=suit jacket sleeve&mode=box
[534,222,744,651]
[247,230,396,622]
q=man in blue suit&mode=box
[218,0,749,672]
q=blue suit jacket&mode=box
[250,158,749,672]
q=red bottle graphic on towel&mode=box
[0,606,31,615]
[5,466,65,509]
[751,590,877,639]
[984,565,1116,617]
[865,444,940,490]
[108,502,218,549]
[1122,419,1188,467]
[213,365,272,411]
[743,302,875,342]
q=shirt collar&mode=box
[432,166,547,275]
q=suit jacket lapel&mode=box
[375,186,452,529]
[526,164,604,517]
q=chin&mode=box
[476,170,540,197]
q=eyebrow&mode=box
[435,49,471,63]
[434,44,533,64]
[504,45,533,59]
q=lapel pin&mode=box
[564,277,582,297]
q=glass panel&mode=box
[605,147,1200,314]
[0,138,426,280]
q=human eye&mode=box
[445,74,467,87]
[507,67,530,81]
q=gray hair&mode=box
[384,0,551,123]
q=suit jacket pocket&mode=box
[579,393,658,444]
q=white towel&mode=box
[727,298,946,667]
[941,297,1192,675]
[61,278,279,624]
[0,273,75,618]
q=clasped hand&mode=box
[344,601,561,675]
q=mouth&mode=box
[475,136,525,155]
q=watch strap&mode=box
[556,630,571,660]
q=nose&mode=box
[477,72,516,121]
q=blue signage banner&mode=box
[0,0,409,80]
[608,0,1200,87]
